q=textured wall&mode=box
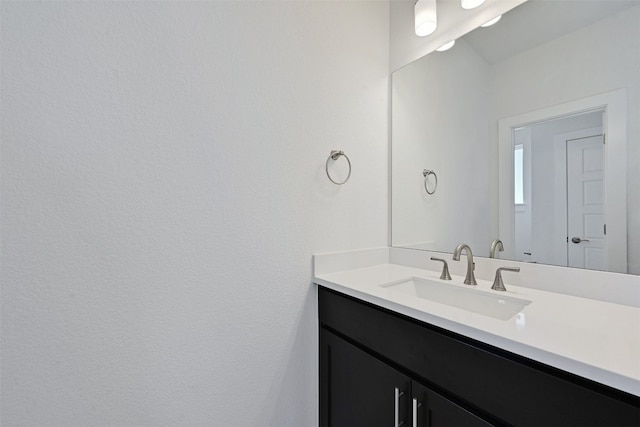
[0,2,389,425]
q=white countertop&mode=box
[315,262,640,397]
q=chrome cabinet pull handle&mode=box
[412,398,418,427]
[412,398,423,426]
[395,388,405,427]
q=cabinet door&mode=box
[411,381,493,427]
[320,329,410,427]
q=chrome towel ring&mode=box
[326,150,351,185]
[423,169,437,195]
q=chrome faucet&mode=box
[452,243,477,285]
[490,239,504,258]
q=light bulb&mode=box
[461,0,485,10]
[415,0,437,37]
[480,15,502,27]
[436,40,456,52]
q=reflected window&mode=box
[514,145,524,205]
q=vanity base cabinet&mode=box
[320,329,409,427]
[318,287,640,427]
[320,329,491,427]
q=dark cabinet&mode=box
[320,329,409,427]
[318,286,640,427]
[412,382,491,427]
[320,329,490,427]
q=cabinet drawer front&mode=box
[319,287,640,426]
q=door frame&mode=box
[498,88,627,273]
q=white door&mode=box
[566,135,605,270]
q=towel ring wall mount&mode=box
[423,169,438,195]
[326,150,351,185]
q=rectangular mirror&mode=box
[391,0,639,275]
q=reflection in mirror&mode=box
[498,89,629,273]
[391,0,639,274]
[513,112,605,269]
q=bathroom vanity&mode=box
[315,248,640,426]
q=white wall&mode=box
[490,4,640,273]
[0,2,389,425]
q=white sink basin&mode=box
[381,277,532,320]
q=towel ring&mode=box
[423,169,437,195]
[326,150,351,185]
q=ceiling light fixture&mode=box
[436,40,456,52]
[461,0,485,10]
[480,15,502,27]
[415,0,437,37]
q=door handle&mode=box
[571,237,590,244]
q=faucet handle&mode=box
[492,267,520,291]
[430,257,452,280]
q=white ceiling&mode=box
[463,0,639,64]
